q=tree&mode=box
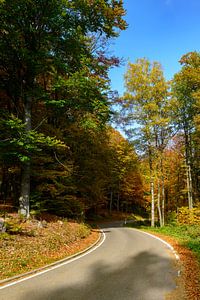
[107,128,143,213]
[119,58,170,226]
[172,51,200,209]
[0,0,127,217]
[163,136,187,212]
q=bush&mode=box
[166,211,178,226]
[5,219,23,234]
[177,206,200,225]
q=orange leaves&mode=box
[0,219,97,280]
[148,231,200,300]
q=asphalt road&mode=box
[0,222,177,300]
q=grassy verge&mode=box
[127,222,200,261]
[0,217,99,280]
[126,221,200,300]
[146,224,200,262]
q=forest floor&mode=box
[0,213,99,281]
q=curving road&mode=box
[0,222,177,300]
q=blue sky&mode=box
[109,0,200,96]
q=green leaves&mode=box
[46,66,110,125]
[172,51,200,130]
[171,52,200,209]
[0,115,66,162]
[0,0,127,217]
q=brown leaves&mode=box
[0,219,99,280]
[148,232,200,300]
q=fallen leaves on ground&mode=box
[148,232,200,300]
[0,218,99,281]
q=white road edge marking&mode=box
[132,228,180,261]
[0,230,106,290]
[131,228,181,277]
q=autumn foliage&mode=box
[0,0,199,226]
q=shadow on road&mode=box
[20,249,176,300]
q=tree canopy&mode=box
[1,0,145,219]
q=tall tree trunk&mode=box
[161,176,165,226]
[19,161,30,217]
[148,146,155,227]
[188,163,193,209]
[19,95,31,218]
[160,153,165,226]
[184,129,193,209]
[157,181,163,227]
[150,177,155,227]
[186,161,193,209]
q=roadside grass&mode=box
[126,221,200,262]
[0,218,98,280]
[126,220,200,299]
[147,225,200,261]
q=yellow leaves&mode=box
[124,58,170,110]
[143,102,158,111]
[179,51,200,68]
[178,207,200,226]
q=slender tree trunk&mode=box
[150,178,155,227]
[160,153,165,226]
[19,161,30,217]
[184,129,193,209]
[19,95,31,218]
[188,164,193,209]
[148,146,155,227]
[186,161,193,209]
[157,181,162,227]
[161,176,165,226]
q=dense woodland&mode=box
[0,1,199,225]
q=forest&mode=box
[0,0,200,226]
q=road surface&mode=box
[0,222,177,300]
